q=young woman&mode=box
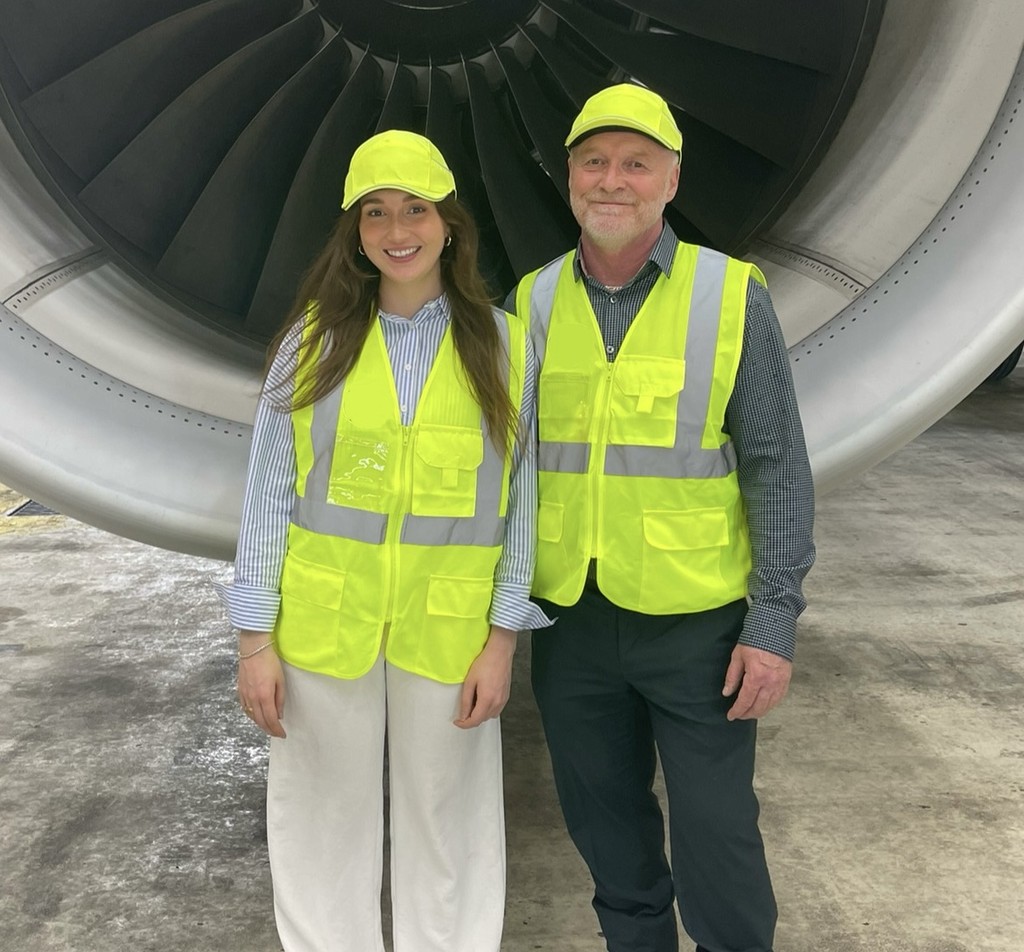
[217,130,549,952]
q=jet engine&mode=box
[1,1,1022,557]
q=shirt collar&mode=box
[377,292,451,325]
[572,220,678,286]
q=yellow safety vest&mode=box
[516,243,760,614]
[274,308,526,683]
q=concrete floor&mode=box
[1,367,1022,952]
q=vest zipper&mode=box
[590,363,615,558]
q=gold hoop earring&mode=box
[444,235,452,247]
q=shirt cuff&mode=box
[214,582,281,633]
[489,581,555,631]
[738,602,798,661]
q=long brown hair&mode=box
[265,196,519,455]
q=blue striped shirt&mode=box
[507,223,815,660]
[216,294,552,634]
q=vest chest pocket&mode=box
[412,425,483,517]
[538,371,595,443]
[608,357,684,448]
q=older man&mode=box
[510,85,815,952]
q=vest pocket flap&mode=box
[643,508,729,551]
[613,357,685,399]
[416,426,484,470]
[426,575,492,619]
[280,554,346,610]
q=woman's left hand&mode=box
[454,626,518,729]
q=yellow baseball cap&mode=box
[565,84,682,153]
[341,130,456,210]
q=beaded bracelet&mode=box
[238,640,275,660]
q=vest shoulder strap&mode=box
[516,253,570,367]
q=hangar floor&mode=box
[1,366,1022,952]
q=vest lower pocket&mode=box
[426,574,493,619]
[277,555,347,658]
[638,508,730,607]
[642,507,729,551]
[281,553,347,609]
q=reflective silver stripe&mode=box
[604,439,737,478]
[292,376,345,528]
[676,248,728,431]
[292,497,388,543]
[526,254,568,367]
[471,313,511,528]
[538,440,590,474]
[402,514,506,547]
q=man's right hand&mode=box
[722,644,792,721]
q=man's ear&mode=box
[665,159,681,203]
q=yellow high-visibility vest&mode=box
[516,243,760,614]
[274,308,526,683]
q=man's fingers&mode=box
[727,683,789,721]
[722,652,745,697]
[727,682,761,721]
[750,684,787,719]
[722,647,793,719]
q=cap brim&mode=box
[342,183,455,211]
[565,118,680,152]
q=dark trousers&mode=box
[532,590,777,952]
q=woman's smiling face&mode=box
[358,189,446,300]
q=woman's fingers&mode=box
[453,670,509,729]
[252,694,287,738]
[237,651,287,737]
[454,676,484,729]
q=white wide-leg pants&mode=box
[266,657,506,952]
